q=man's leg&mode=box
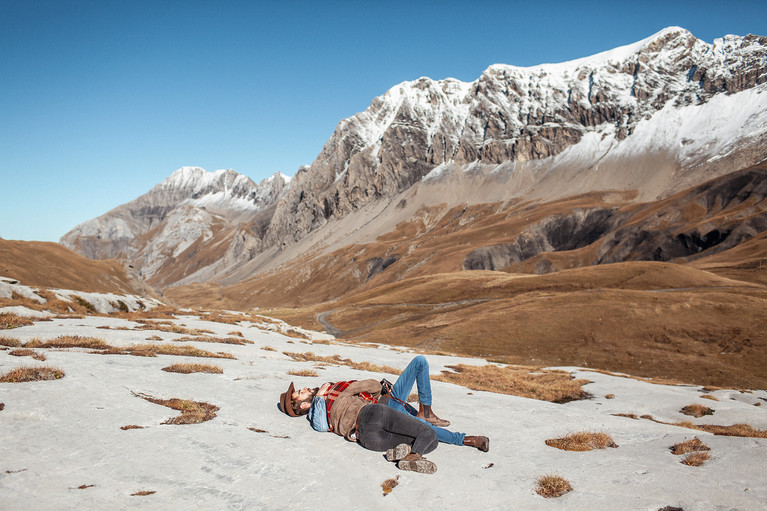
[389,355,449,427]
[391,355,431,406]
[357,404,438,456]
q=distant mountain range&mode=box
[61,26,767,302]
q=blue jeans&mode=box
[385,355,466,446]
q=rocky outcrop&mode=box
[463,209,629,271]
[464,166,767,273]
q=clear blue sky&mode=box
[1,0,765,242]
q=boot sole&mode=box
[386,443,411,462]
[397,458,437,474]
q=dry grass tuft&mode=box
[261,346,276,352]
[199,311,252,324]
[103,343,236,359]
[136,323,208,335]
[670,437,710,455]
[613,413,639,419]
[680,404,715,418]
[133,392,219,425]
[0,365,65,382]
[145,335,163,341]
[26,335,110,350]
[681,451,711,466]
[247,427,290,439]
[535,474,573,498]
[228,331,244,337]
[635,415,767,438]
[282,352,401,375]
[545,432,618,451]
[0,337,22,347]
[699,394,719,401]
[162,363,223,374]
[381,475,400,496]
[288,369,319,377]
[120,425,144,430]
[604,394,615,399]
[131,490,156,496]
[9,348,46,360]
[173,335,252,345]
[433,364,591,403]
[0,313,34,329]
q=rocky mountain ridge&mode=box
[61,167,290,284]
[61,27,767,291]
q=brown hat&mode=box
[280,382,298,417]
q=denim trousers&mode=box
[356,403,438,455]
[385,355,466,446]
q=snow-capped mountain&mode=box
[62,27,767,290]
[61,167,290,284]
[265,27,767,246]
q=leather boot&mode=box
[417,403,450,427]
[463,435,490,452]
[397,453,437,474]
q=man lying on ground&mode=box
[279,355,489,473]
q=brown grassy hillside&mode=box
[266,263,767,389]
[0,239,144,294]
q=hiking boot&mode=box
[396,453,437,474]
[386,443,411,462]
[463,435,490,452]
[417,404,450,427]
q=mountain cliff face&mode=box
[61,27,767,291]
[264,27,767,246]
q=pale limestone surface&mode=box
[1,314,766,510]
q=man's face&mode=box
[291,387,317,413]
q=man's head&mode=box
[279,382,318,417]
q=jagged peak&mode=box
[486,26,696,76]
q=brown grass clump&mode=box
[199,311,253,324]
[261,346,276,352]
[681,451,711,466]
[670,437,710,455]
[0,313,34,329]
[381,475,400,496]
[680,404,715,418]
[103,343,236,359]
[121,425,144,430]
[545,432,618,451]
[636,415,767,438]
[288,369,319,377]
[535,474,573,498]
[162,363,223,374]
[282,352,401,375]
[605,394,615,399]
[26,335,110,350]
[700,394,719,401]
[133,392,219,425]
[145,335,163,341]
[131,490,156,496]
[228,331,244,337]
[433,364,591,403]
[0,337,22,347]
[135,323,207,335]
[173,335,252,345]
[0,366,65,382]
[9,348,46,360]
